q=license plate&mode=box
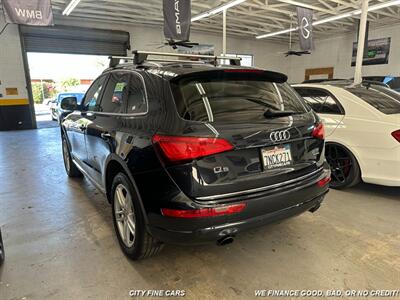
[262,145,293,170]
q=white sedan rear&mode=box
[293,82,400,188]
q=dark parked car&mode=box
[363,76,400,92]
[60,53,330,260]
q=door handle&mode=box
[101,132,111,140]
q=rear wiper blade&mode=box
[263,108,296,118]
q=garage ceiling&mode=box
[2,0,400,41]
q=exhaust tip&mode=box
[217,236,234,246]
[309,204,321,213]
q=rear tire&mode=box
[325,143,361,189]
[62,136,82,178]
[111,173,163,260]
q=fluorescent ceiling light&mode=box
[256,27,298,39]
[313,12,355,25]
[192,0,247,22]
[63,0,81,16]
[369,0,400,11]
[256,0,400,39]
[277,0,327,12]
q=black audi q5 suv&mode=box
[60,57,330,260]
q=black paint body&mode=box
[61,63,330,245]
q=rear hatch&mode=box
[154,69,325,201]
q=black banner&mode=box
[2,0,54,26]
[163,0,191,41]
[296,7,314,52]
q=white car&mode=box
[293,81,400,188]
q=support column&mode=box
[222,9,227,55]
[354,0,369,85]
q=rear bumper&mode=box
[147,166,330,245]
[148,193,326,245]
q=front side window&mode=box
[83,75,107,112]
[295,88,342,114]
[346,86,400,115]
[171,71,308,123]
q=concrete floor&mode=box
[34,104,59,129]
[0,127,399,300]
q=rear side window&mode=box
[99,72,148,114]
[346,86,400,115]
[171,71,308,123]
[101,72,130,114]
[126,73,147,114]
[295,88,342,115]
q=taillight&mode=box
[391,130,400,143]
[317,176,331,187]
[312,122,325,140]
[161,203,246,218]
[152,135,234,163]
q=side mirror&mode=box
[60,97,78,111]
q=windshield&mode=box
[171,73,308,123]
[346,86,400,115]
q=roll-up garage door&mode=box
[20,25,130,56]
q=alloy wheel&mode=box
[325,145,353,187]
[114,184,136,247]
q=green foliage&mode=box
[31,81,57,104]
[60,78,80,91]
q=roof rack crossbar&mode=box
[108,50,241,67]
[145,58,206,64]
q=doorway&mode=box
[19,25,130,129]
[26,53,108,129]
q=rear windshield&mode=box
[346,86,400,115]
[171,72,308,122]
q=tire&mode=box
[0,229,4,265]
[111,173,163,260]
[62,136,82,178]
[325,143,361,189]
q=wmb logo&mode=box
[14,7,43,20]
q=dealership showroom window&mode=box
[0,0,399,299]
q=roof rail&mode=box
[109,50,241,67]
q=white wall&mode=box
[0,17,28,100]
[286,23,400,83]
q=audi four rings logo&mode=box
[270,130,291,142]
